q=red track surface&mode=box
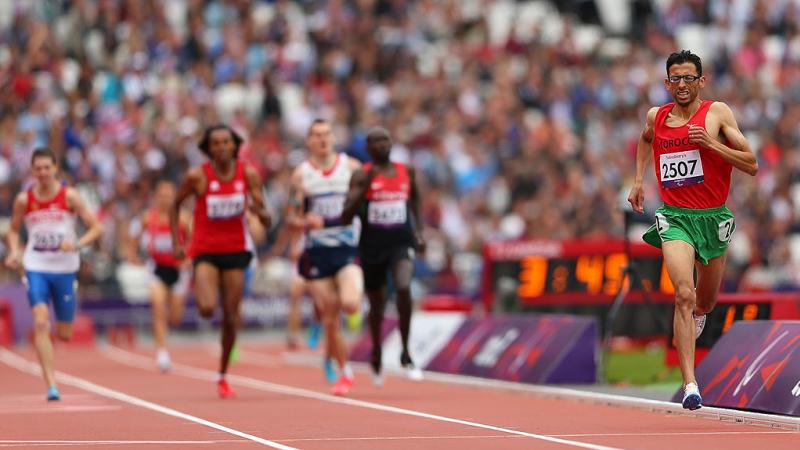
[1,341,797,450]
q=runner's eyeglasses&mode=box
[667,75,701,84]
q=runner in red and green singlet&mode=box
[628,50,758,410]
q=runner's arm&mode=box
[340,168,368,225]
[286,167,311,229]
[123,213,145,264]
[172,168,201,259]
[408,166,426,252]
[244,164,272,228]
[627,107,658,214]
[695,102,758,176]
[66,187,104,250]
[4,193,28,269]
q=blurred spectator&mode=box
[0,0,798,297]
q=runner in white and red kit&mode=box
[172,125,271,398]
[5,148,104,401]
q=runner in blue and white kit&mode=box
[5,148,103,401]
[287,119,364,396]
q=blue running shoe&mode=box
[307,322,321,350]
[47,386,60,401]
[324,358,338,384]
[682,383,702,410]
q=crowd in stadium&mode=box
[1,0,799,298]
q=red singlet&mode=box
[145,208,186,267]
[652,100,732,208]
[189,161,249,256]
[360,162,414,248]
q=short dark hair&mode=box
[307,118,329,136]
[198,125,244,158]
[31,147,57,165]
[666,50,702,76]
[366,126,391,141]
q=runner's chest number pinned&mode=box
[660,149,704,188]
[368,200,406,226]
[207,193,245,220]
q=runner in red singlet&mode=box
[128,181,191,372]
[172,125,271,398]
[627,50,758,410]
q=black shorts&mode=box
[153,264,180,287]
[298,246,358,280]
[193,251,252,271]
[361,245,415,291]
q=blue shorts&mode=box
[299,246,358,280]
[25,271,78,322]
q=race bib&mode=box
[206,193,245,220]
[368,200,406,226]
[31,231,64,252]
[152,234,173,253]
[660,150,704,188]
[310,194,345,220]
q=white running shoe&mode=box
[371,371,384,387]
[682,382,702,410]
[156,349,171,373]
[404,364,424,381]
[693,313,706,339]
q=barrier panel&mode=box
[671,321,800,416]
[0,300,13,346]
[351,312,598,384]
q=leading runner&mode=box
[628,50,758,410]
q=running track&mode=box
[0,341,798,450]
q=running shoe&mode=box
[693,313,707,339]
[682,382,702,410]
[46,386,60,401]
[324,358,338,384]
[217,379,236,399]
[229,343,240,365]
[307,323,322,350]
[331,376,353,396]
[346,312,363,333]
[156,349,171,373]
[400,353,423,381]
[403,364,424,381]
[371,370,384,387]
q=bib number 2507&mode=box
[660,149,704,189]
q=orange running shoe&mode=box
[218,379,236,399]
[331,376,353,396]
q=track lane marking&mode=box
[0,349,297,450]
[102,345,627,450]
[275,349,800,431]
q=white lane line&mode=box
[0,349,297,450]
[274,429,799,442]
[0,440,249,446]
[279,434,520,442]
[0,405,122,414]
[208,344,282,368]
[551,431,799,437]
[278,350,800,432]
[102,345,627,450]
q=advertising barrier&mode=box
[672,321,800,416]
[351,312,598,384]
